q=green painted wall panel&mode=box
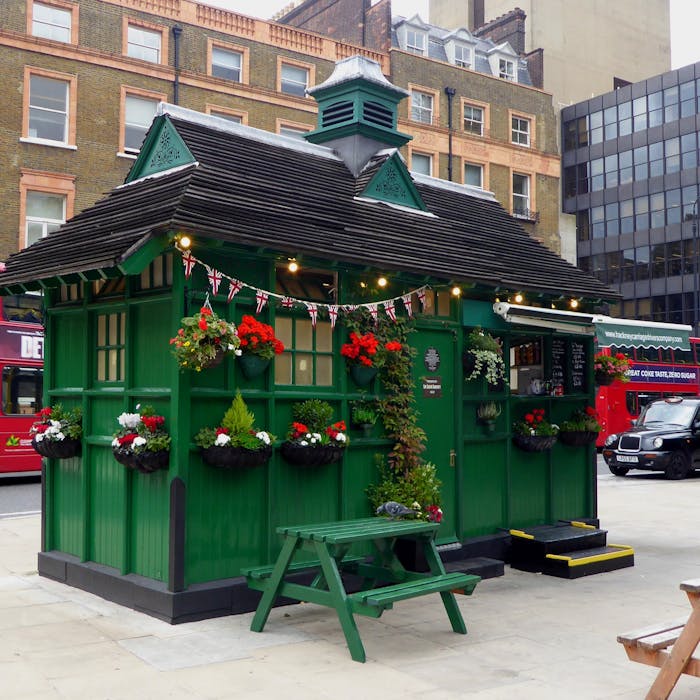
[130,468,169,580]
[550,443,593,521]
[132,299,173,388]
[52,312,86,388]
[50,457,84,556]
[89,447,126,568]
[461,440,507,537]
[508,448,549,526]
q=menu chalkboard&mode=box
[570,340,587,392]
[551,338,566,391]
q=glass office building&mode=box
[562,62,700,327]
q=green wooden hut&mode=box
[0,56,620,622]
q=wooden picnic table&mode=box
[243,517,480,662]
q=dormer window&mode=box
[454,45,472,68]
[406,29,426,55]
[499,58,515,81]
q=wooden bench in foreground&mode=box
[618,578,700,699]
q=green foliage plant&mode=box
[351,399,378,426]
[292,399,334,433]
[477,401,501,422]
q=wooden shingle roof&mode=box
[0,105,618,301]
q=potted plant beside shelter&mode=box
[236,315,285,379]
[463,327,507,387]
[559,406,602,447]
[350,398,378,438]
[30,404,82,459]
[194,391,274,469]
[476,401,501,433]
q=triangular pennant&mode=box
[417,287,427,310]
[344,304,358,312]
[281,296,295,309]
[327,305,339,329]
[401,293,414,318]
[306,302,318,328]
[226,279,243,303]
[255,290,269,314]
[367,303,378,324]
[182,250,196,279]
[383,299,397,322]
[205,265,222,295]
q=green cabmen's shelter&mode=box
[0,56,621,622]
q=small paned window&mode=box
[411,90,433,124]
[212,47,242,82]
[648,91,663,128]
[124,95,158,153]
[603,106,617,140]
[648,141,664,178]
[590,158,603,191]
[619,149,633,184]
[411,152,432,175]
[412,289,451,317]
[633,96,647,131]
[680,80,696,117]
[591,205,605,238]
[127,25,161,63]
[512,173,530,217]
[634,195,649,231]
[499,58,515,81]
[618,100,632,136]
[511,116,530,146]
[25,192,64,247]
[280,63,309,97]
[274,317,333,386]
[681,132,697,169]
[139,254,173,290]
[2,366,43,416]
[604,154,618,188]
[29,74,68,143]
[454,45,471,67]
[96,312,125,383]
[406,30,426,55]
[59,284,81,303]
[464,162,483,188]
[665,137,680,174]
[463,104,483,135]
[32,1,71,42]
[620,199,634,234]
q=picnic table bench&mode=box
[618,578,700,699]
[243,517,480,662]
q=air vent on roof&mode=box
[322,101,354,127]
[363,101,393,129]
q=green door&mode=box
[411,326,458,542]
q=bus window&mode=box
[659,348,673,363]
[674,348,694,364]
[636,347,660,362]
[1,293,43,324]
[625,391,638,416]
[2,366,42,415]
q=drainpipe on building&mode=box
[445,87,456,181]
[172,25,183,105]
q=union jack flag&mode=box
[205,265,222,295]
[401,293,413,317]
[327,305,339,329]
[255,290,269,314]
[227,279,243,303]
[383,299,397,322]
[182,251,196,279]
[306,302,318,327]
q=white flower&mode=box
[300,440,308,446]
[35,433,45,442]
[256,431,271,445]
[111,438,119,447]
[334,432,346,443]
[55,432,65,442]
[132,436,147,447]
[233,347,242,355]
[214,433,231,446]
[311,432,322,442]
[49,420,61,429]
[118,412,141,429]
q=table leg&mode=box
[422,538,467,635]
[250,536,298,633]
[314,540,366,663]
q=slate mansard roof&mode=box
[0,103,617,301]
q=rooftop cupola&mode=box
[305,55,413,176]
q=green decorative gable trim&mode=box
[126,117,195,183]
[362,154,426,211]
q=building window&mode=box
[499,58,515,81]
[211,46,242,82]
[279,124,311,140]
[512,173,530,217]
[25,192,65,247]
[127,24,162,63]
[464,162,483,188]
[123,93,159,153]
[209,110,242,124]
[454,45,471,68]
[406,30,426,55]
[411,152,432,175]
[280,62,309,97]
[411,90,433,124]
[28,73,69,144]
[96,312,125,383]
[463,104,483,135]
[31,1,72,43]
[511,116,530,146]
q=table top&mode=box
[276,517,439,544]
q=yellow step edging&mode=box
[545,544,634,567]
[509,529,535,539]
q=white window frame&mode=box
[411,90,434,125]
[512,116,530,147]
[278,124,311,140]
[123,93,159,154]
[25,191,65,247]
[512,173,531,217]
[411,152,433,176]
[280,62,310,97]
[127,24,161,63]
[28,73,69,145]
[464,162,483,188]
[463,104,484,136]
[406,29,426,55]
[32,1,71,43]
[211,46,243,82]
[499,58,515,81]
[454,44,472,68]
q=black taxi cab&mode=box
[602,396,700,480]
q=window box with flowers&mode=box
[236,315,285,379]
[170,305,240,372]
[112,405,171,473]
[594,352,630,386]
[463,327,507,387]
[194,391,274,469]
[341,331,403,386]
[279,399,348,466]
[30,405,82,459]
[512,408,558,452]
[558,406,602,447]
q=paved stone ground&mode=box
[2,469,700,698]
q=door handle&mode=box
[449,449,456,467]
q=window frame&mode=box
[463,161,485,189]
[28,0,78,44]
[276,119,312,139]
[511,114,531,147]
[512,171,532,218]
[405,29,427,55]
[277,57,314,98]
[453,44,472,68]
[461,98,489,138]
[21,66,77,148]
[94,310,126,385]
[206,104,248,125]
[119,86,166,157]
[409,150,434,176]
[499,58,516,81]
[207,39,249,84]
[409,85,438,125]
[122,17,167,65]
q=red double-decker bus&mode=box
[0,293,43,476]
[595,340,700,447]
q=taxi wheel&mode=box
[665,452,689,480]
[609,465,629,477]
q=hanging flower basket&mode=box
[31,437,81,459]
[201,345,226,370]
[512,434,558,452]
[201,445,272,469]
[559,430,599,447]
[237,354,271,379]
[349,364,378,387]
[113,447,169,474]
[280,441,345,466]
[594,371,616,386]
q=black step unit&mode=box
[541,545,635,579]
[510,523,608,573]
[444,557,504,580]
